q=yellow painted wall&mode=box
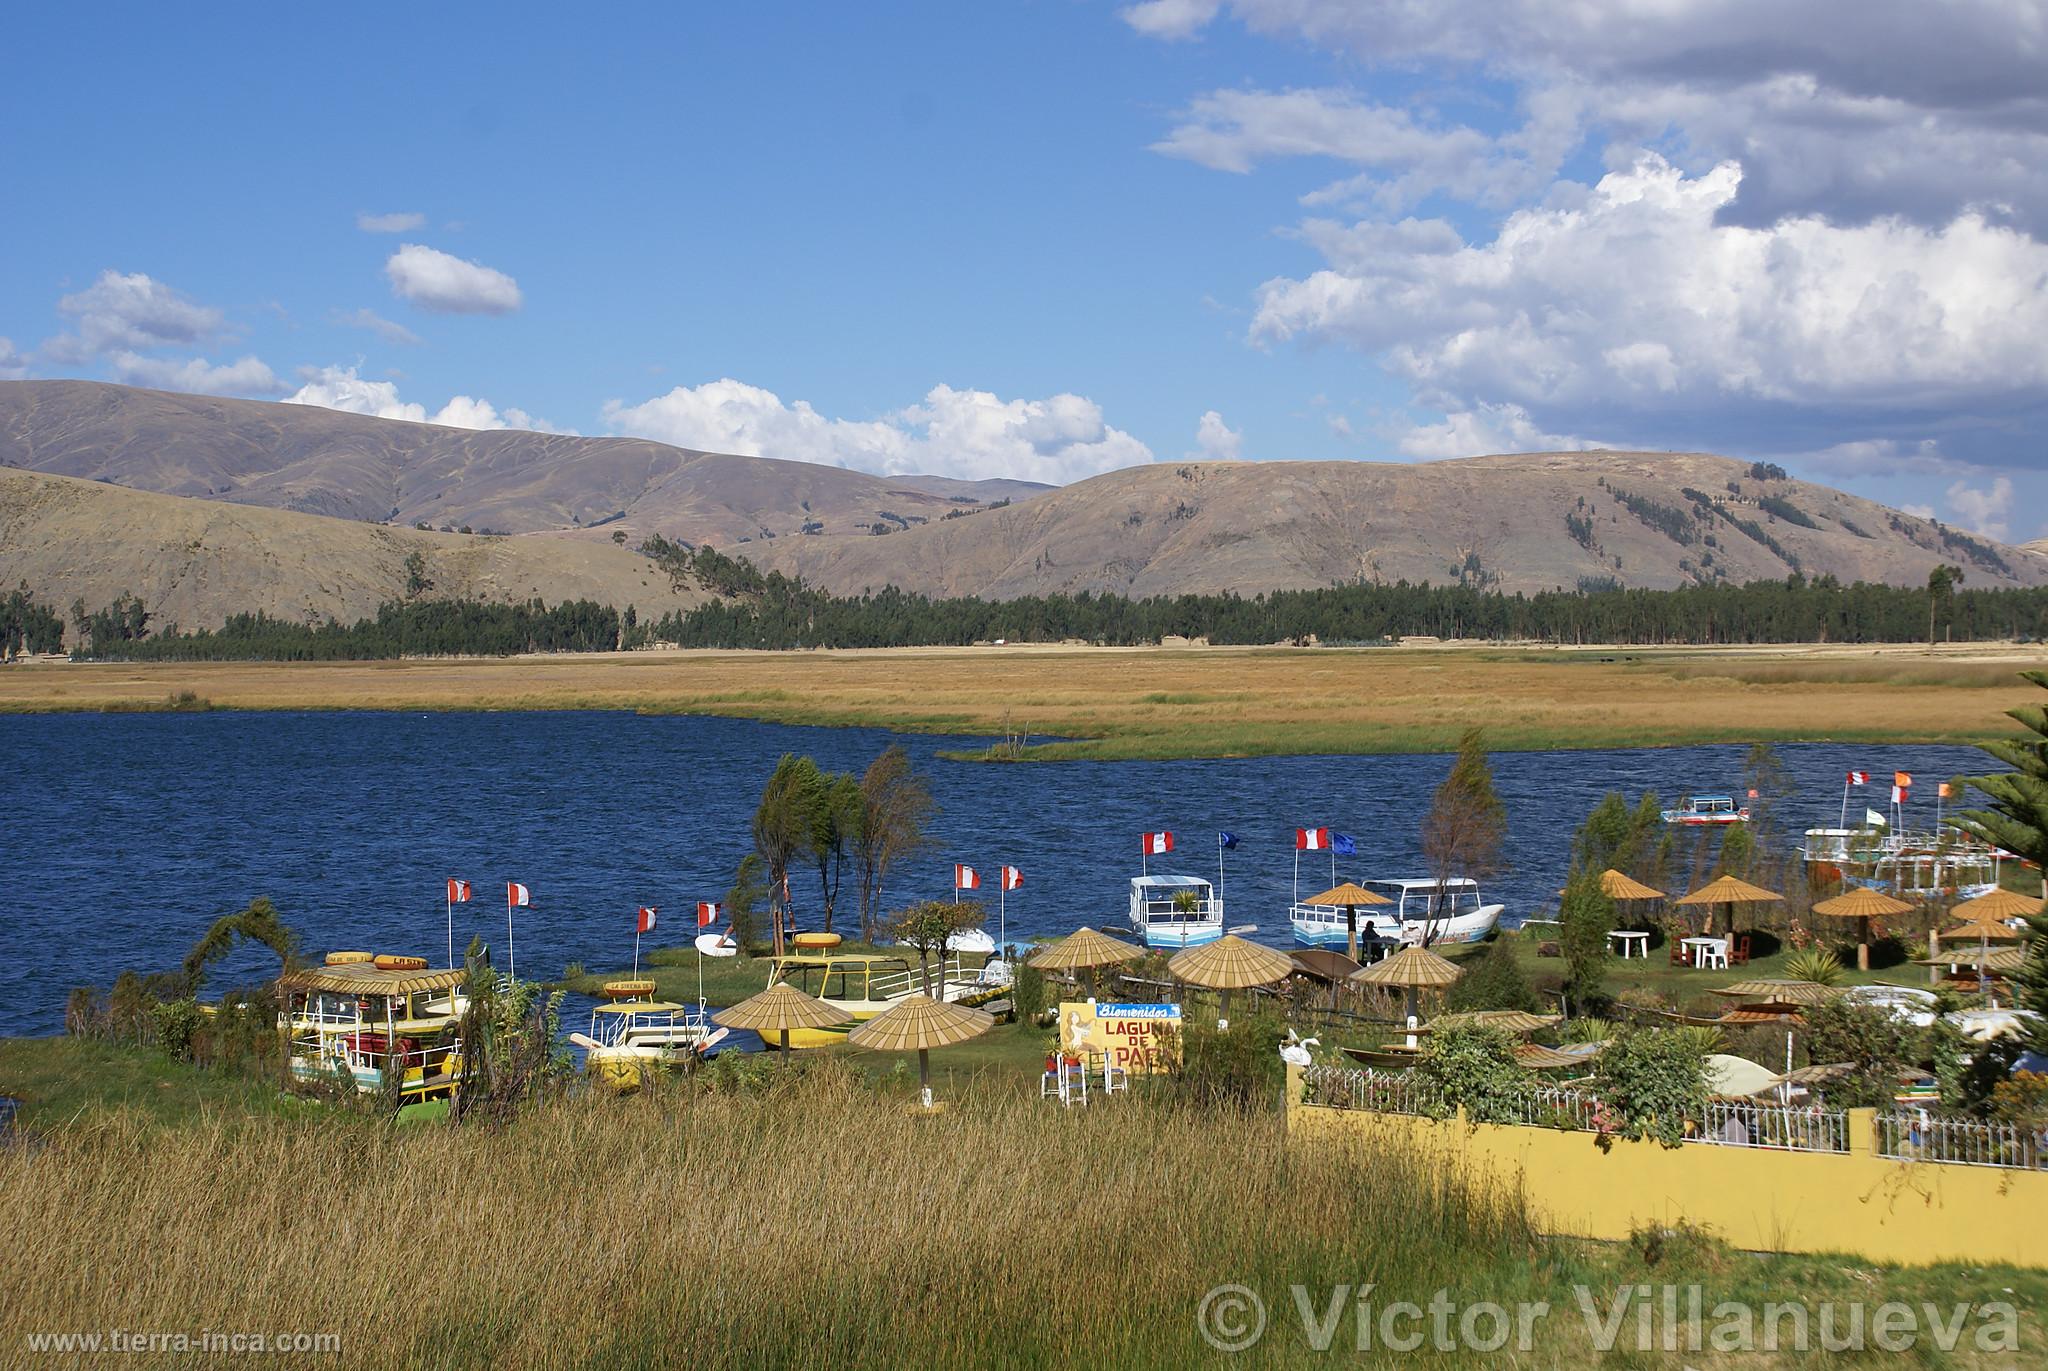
[1288,1072,2048,1268]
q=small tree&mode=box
[852,745,936,940]
[1928,563,1964,647]
[753,754,825,956]
[1592,1028,1709,1148]
[1443,936,1538,1014]
[1419,728,1507,945]
[1558,865,1615,1013]
[886,899,985,997]
[1949,670,2048,1051]
[808,770,862,932]
[1802,997,1909,1108]
[724,854,769,953]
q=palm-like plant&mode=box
[1784,947,1845,987]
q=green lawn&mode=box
[0,1036,314,1129]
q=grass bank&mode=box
[4,1053,2041,1368]
[3,641,2044,761]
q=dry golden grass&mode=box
[2,642,2043,759]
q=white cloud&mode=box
[1396,402,1595,459]
[0,337,26,380]
[282,365,567,432]
[1788,438,1977,480]
[384,244,523,315]
[1900,502,1936,519]
[54,270,222,355]
[1945,477,2015,541]
[357,211,425,233]
[1192,409,1242,459]
[604,378,1150,483]
[331,308,421,346]
[1252,155,2048,424]
[1119,0,1221,40]
[108,352,283,397]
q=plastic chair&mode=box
[1732,932,1752,966]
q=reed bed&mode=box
[1,1080,1536,1369]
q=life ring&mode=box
[374,954,428,971]
[1739,808,1752,821]
[601,979,656,999]
[792,932,842,950]
[326,951,375,966]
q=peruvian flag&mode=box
[1141,831,1174,855]
[447,878,471,903]
[955,863,982,890]
[1894,770,1914,788]
[637,906,658,934]
[696,901,722,927]
[1892,784,1908,804]
[507,882,530,907]
[1847,771,1868,785]
[1296,827,1329,851]
[1001,865,1023,891]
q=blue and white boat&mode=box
[1128,874,1224,949]
[1290,878,1502,951]
[1661,794,1748,827]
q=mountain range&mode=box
[0,379,2039,629]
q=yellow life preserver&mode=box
[601,979,657,999]
[325,951,375,966]
[374,954,428,971]
[792,932,842,950]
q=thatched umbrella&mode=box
[1303,881,1394,964]
[1811,885,1912,971]
[713,981,852,1060]
[1351,945,1463,1047]
[1167,935,1294,1024]
[1675,873,1783,940]
[1713,978,1840,1093]
[1416,1009,1560,1036]
[1596,869,1665,902]
[1289,947,1363,1010]
[1028,927,1144,1000]
[1943,889,2036,1004]
[847,993,994,1107]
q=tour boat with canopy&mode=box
[277,956,468,1102]
[1661,794,1749,826]
[1291,878,1501,950]
[1126,874,1224,949]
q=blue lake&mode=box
[0,711,1994,1035]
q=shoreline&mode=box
[1,641,2042,761]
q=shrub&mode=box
[1173,1011,1285,1112]
[1801,997,1909,1108]
[1413,1023,1533,1124]
[1444,936,1539,1013]
[1011,958,1047,1025]
[1559,865,1615,1010]
[1592,1028,1709,1148]
[151,998,204,1063]
[1782,947,1844,987]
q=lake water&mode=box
[0,711,1995,1035]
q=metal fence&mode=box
[1302,1064,1441,1117]
[1879,1111,2048,1169]
[1505,1084,1606,1132]
[1686,1099,1849,1153]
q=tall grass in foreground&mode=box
[0,1078,1531,1370]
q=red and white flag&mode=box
[1001,865,1023,891]
[955,863,982,890]
[1295,827,1329,851]
[637,906,658,934]
[1847,771,1868,785]
[447,878,471,903]
[507,882,530,907]
[696,901,722,927]
[1141,831,1174,855]
[1894,770,1914,788]
[1892,784,1908,804]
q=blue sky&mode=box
[3,1,2042,538]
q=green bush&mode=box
[1592,1028,1708,1148]
[1559,865,1615,1010]
[1172,1011,1284,1111]
[1413,1023,1532,1124]
[1444,936,1539,1013]
[1011,959,1046,1025]
[151,998,203,1063]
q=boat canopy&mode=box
[278,965,466,997]
[593,1001,686,1015]
[1131,875,1212,891]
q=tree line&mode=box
[17,565,2048,661]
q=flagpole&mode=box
[1216,834,1224,901]
[446,887,454,971]
[506,887,516,980]
[1293,848,1299,906]
[633,927,642,979]
[1840,777,1849,831]
[998,874,1006,955]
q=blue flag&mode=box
[1331,832,1358,856]
[1218,831,1239,849]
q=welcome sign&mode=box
[1057,1001,1182,1073]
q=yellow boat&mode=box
[277,961,469,1101]
[570,991,714,1090]
[766,951,1006,1048]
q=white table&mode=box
[1607,930,1650,959]
[1681,936,1729,970]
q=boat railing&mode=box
[869,955,985,1003]
[1136,897,1222,921]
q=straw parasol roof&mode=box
[278,965,465,997]
[1944,916,2024,944]
[1718,1005,1807,1024]
[1986,945,2029,972]
[1922,944,2022,969]
[1351,946,1463,990]
[1952,888,2045,923]
[1713,978,1840,1007]
[1417,1009,1561,1035]
[1515,1043,1597,1070]
[1027,927,1144,972]
[1676,874,1783,907]
[1597,869,1665,901]
[847,994,993,1053]
[1169,935,1295,990]
[714,981,852,1057]
[1812,886,1913,920]
[1304,882,1393,907]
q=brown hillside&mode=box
[0,466,710,631]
